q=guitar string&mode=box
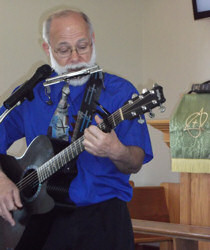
[16,136,86,191]
[16,95,152,191]
[16,137,85,191]
[16,97,147,191]
[16,92,157,191]
[16,144,73,190]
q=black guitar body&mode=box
[0,135,78,249]
[0,135,74,225]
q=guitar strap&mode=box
[71,70,104,142]
[47,71,104,205]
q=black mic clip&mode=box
[0,64,52,123]
[3,64,52,110]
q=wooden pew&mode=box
[160,183,180,224]
[132,219,210,250]
[127,182,180,249]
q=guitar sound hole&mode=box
[21,168,41,202]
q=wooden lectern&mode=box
[147,120,210,250]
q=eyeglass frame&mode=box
[52,41,93,58]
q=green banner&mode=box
[170,94,210,173]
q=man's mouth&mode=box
[67,67,88,79]
[67,67,86,73]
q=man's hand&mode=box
[83,115,145,174]
[83,115,121,158]
[0,171,22,226]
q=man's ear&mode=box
[92,32,95,43]
[42,42,50,56]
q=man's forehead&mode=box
[56,38,89,47]
[49,15,89,42]
[50,13,88,31]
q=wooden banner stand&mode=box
[147,120,210,250]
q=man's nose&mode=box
[69,48,80,63]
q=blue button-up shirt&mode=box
[0,72,153,206]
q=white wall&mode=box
[132,0,210,186]
[1,0,210,186]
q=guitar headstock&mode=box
[123,83,166,121]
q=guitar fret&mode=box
[60,154,66,166]
[70,145,75,158]
[53,156,60,171]
[46,162,52,178]
[79,137,84,152]
[107,110,122,130]
[72,142,78,156]
[75,144,78,155]
[48,164,53,177]
[111,113,116,127]
[66,149,71,162]
[38,163,47,182]
[57,155,63,169]
[119,108,124,121]
[44,163,49,180]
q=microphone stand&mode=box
[0,101,22,123]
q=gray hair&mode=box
[42,9,94,44]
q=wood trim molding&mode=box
[147,120,170,147]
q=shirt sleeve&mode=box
[116,117,153,164]
[0,105,25,154]
[101,73,153,165]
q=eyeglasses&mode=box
[53,42,92,58]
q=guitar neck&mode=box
[98,108,123,131]
[37,109,123,183]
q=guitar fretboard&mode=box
[37,108,123,183]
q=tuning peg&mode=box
[149,110,155,118]
[132,93,138,99]
[159,104,166,113]
[138,115,145,124]
[142,88,148,94]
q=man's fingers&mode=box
[12,189,22,208]
[95,115,103,124]
[1,204,15,226]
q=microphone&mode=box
[3,64,52,109]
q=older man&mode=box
[0,9,153,250]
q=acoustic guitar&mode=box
[0,84,166,225]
